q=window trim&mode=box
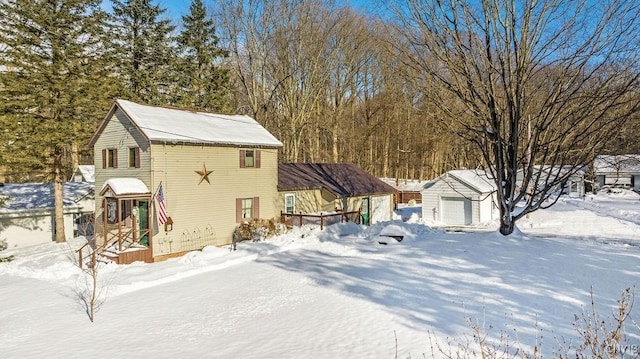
[102,148,118,169]
[236,197,260,222]
[239,149,261,168]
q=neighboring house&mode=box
[0,182,94,248]
[594,155,640,192]
[70,165,95,183]
[278,163,397,225]
[88,99,283,264]
[421,169,497,226]
[516,165,587,198]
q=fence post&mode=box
[320,214,324,230]
[299,212,303,227]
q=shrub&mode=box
[231,218,287,250]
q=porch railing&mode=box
[76,226,150,269]
[280,209,361,230]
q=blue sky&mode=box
[155,0,383,21]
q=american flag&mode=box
[156,183,168,225]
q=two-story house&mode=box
[88,100,283,264]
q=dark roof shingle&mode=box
[278,163,396,197]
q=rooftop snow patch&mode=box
[100,178,150,196]
[116,99,283,148]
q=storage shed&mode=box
[421,170,497,226]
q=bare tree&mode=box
[393,0,640,234]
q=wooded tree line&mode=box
[1,0,640,238]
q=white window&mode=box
[284,194,295,213]
[241,198,253,219]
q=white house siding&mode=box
[371,195,393,223]
[0,207,86,248]
[478,193,496,223]
[150,144,280,256]
[422,177,485,225]
[93,108,153,239]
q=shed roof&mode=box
[0,182,94,212]
[90,99,283,148]
[278,163,397,198]
[424,169,496,193]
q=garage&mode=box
[421,169,497,226]
[440,197,472,225]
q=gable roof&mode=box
[594,154,640,174]
[278,163,397,198]
[90,99,283,148]
[71,165,95,182]
[0,182,94,212]
[423,169,496,193]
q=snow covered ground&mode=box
[1,190,640,358]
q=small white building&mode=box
[594,155,640,192]
[70,165,95,183]
[0,182,94,248]
[421,170,497,226]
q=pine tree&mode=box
[176,0,231,112]
[0,0,116,243]
[111,0,177,105]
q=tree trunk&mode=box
[53,148,66,243]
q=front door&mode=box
[138,200,149,246]
[361,197,370,225]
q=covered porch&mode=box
[79,178,154,267]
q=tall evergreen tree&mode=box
[176,0,231,112]
[111,0,177,105]
[0,0,116,242]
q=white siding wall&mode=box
[371,194,393,223]
[478,193,497,223]
[0,208,88,248]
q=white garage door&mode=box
[441,197,472,225]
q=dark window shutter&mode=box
[239,150,245,168]
[255,150,261,168]
[135,147,140,168]
[113,148,118,168]
[253,197,259,219]
[102,149,106,169]
[236,198,242,223]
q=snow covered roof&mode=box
[0,182,94,212]
[424,169,497,193]
[100,178,150,197]
[98,99,283,148]
[71,165,95,182]
[379,177,428,192]
[594,154,640,174]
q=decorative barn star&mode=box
[195,163,213,185]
